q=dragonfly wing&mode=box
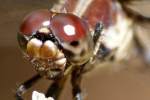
[50,0,69,13]
[118,0,150,63]
[118,0,150,22]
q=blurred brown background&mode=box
[1,0,150,100]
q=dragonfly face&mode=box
[16,1,150,100]
[18,9,94,79]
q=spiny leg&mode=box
[15,74,42,100]
[93,22,112,60]
[93,22,103,44]
[92,22,104,60]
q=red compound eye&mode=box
[50,13,89,42]
[20,9,53,36]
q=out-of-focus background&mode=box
[0,0,150,100]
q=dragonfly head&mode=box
[18,9,93,79]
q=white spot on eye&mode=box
[42,20,50,26]
[64,24,75,36]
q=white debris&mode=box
[32,91,54,100]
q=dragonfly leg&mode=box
[92,22,112,60]
[71,66,84,100]
[15,74,42,100]
[45,77,67,100]
[93,22,103,44]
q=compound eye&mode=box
[50,13,89,42]
[18,9,53,52]
[20,9,52,36]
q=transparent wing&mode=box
[50,0,68,13]
[118,0,150,21]
[118,0,150,63]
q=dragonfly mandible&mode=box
[15,0,150,100]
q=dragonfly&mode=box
[16,0,150,100]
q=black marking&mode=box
[70,41,79,47]
[32,31,63,49]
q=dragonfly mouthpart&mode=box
[25,48,66,79]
